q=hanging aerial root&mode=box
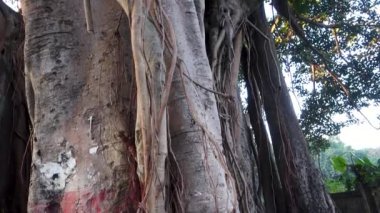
[178,58,239,211]
[156,8,177,132]
[83,0,94,33]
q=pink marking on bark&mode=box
[29,182,141,212]
[61,191,79,213]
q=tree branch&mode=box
[297,15,380,29]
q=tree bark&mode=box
[246,5,335,213]
[243,46,286,213]
[115,1,170,211]
[212,29,262,212]
[23,0,140,211]
[15,0,338,212]
[116,1,238,212]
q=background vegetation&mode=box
[313,137,380,193]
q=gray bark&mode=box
[165,1,237,211]
[14,0,337,212]
[117,0,238,212]
[243,47,286,213]
[23,0,140,211]
[247,5,335,213]
[116,1,169,211]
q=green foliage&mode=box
[290,0,321,15]
[325,179,346,193]
[325,153,380,193]
[331,155,347,173]
[314,137,353,178]
[271,0,380,151]
[353,156,380,187]
[315,138,380,193]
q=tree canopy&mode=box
[269,0,380,153]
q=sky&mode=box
[338,107,380,149]
[4,0,18,10]
[286,75,380,150]
[4,1,380,150]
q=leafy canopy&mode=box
[270,0,380,153]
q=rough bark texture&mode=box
[116,1,169,211]
[23,0,140,211]
[164,1,237,211]
[0,2,31,212]
[212,30,261,212]
[117,0,238,212]
[243,47,286,213]
[14,0,337,212]
[204,1,263,211]
[232,91,262,213]
[247,5,335,213]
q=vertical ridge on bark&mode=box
[166,0,237,211]
[214,31,261,212]
[204,0,265,211]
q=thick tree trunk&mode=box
[0,2,31,212]
[246,5,335,213]
[18,0,337,212]
[23,0,140,211]
[243,47,286,213]
[232,91,262,212]
[211,30,262,212]
[204,0,264,210]
[116,1,238,212]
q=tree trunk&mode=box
[243,46,286,213]
[246,5,335,213]
[211,28,262,212]
[16,0,337,212]
[116,1,238,212]
[0,2,31,212]
[23,0,140,211]
[116,1,169,211]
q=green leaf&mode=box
[325,179,346,193]
[331,156,347,173]
[362,157,374,166]
[355,156,374,167]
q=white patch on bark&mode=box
[89,146,98,154]
[38,150,76,191]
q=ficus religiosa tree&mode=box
[1,0,379,212]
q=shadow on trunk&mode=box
[0,2,32,212]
